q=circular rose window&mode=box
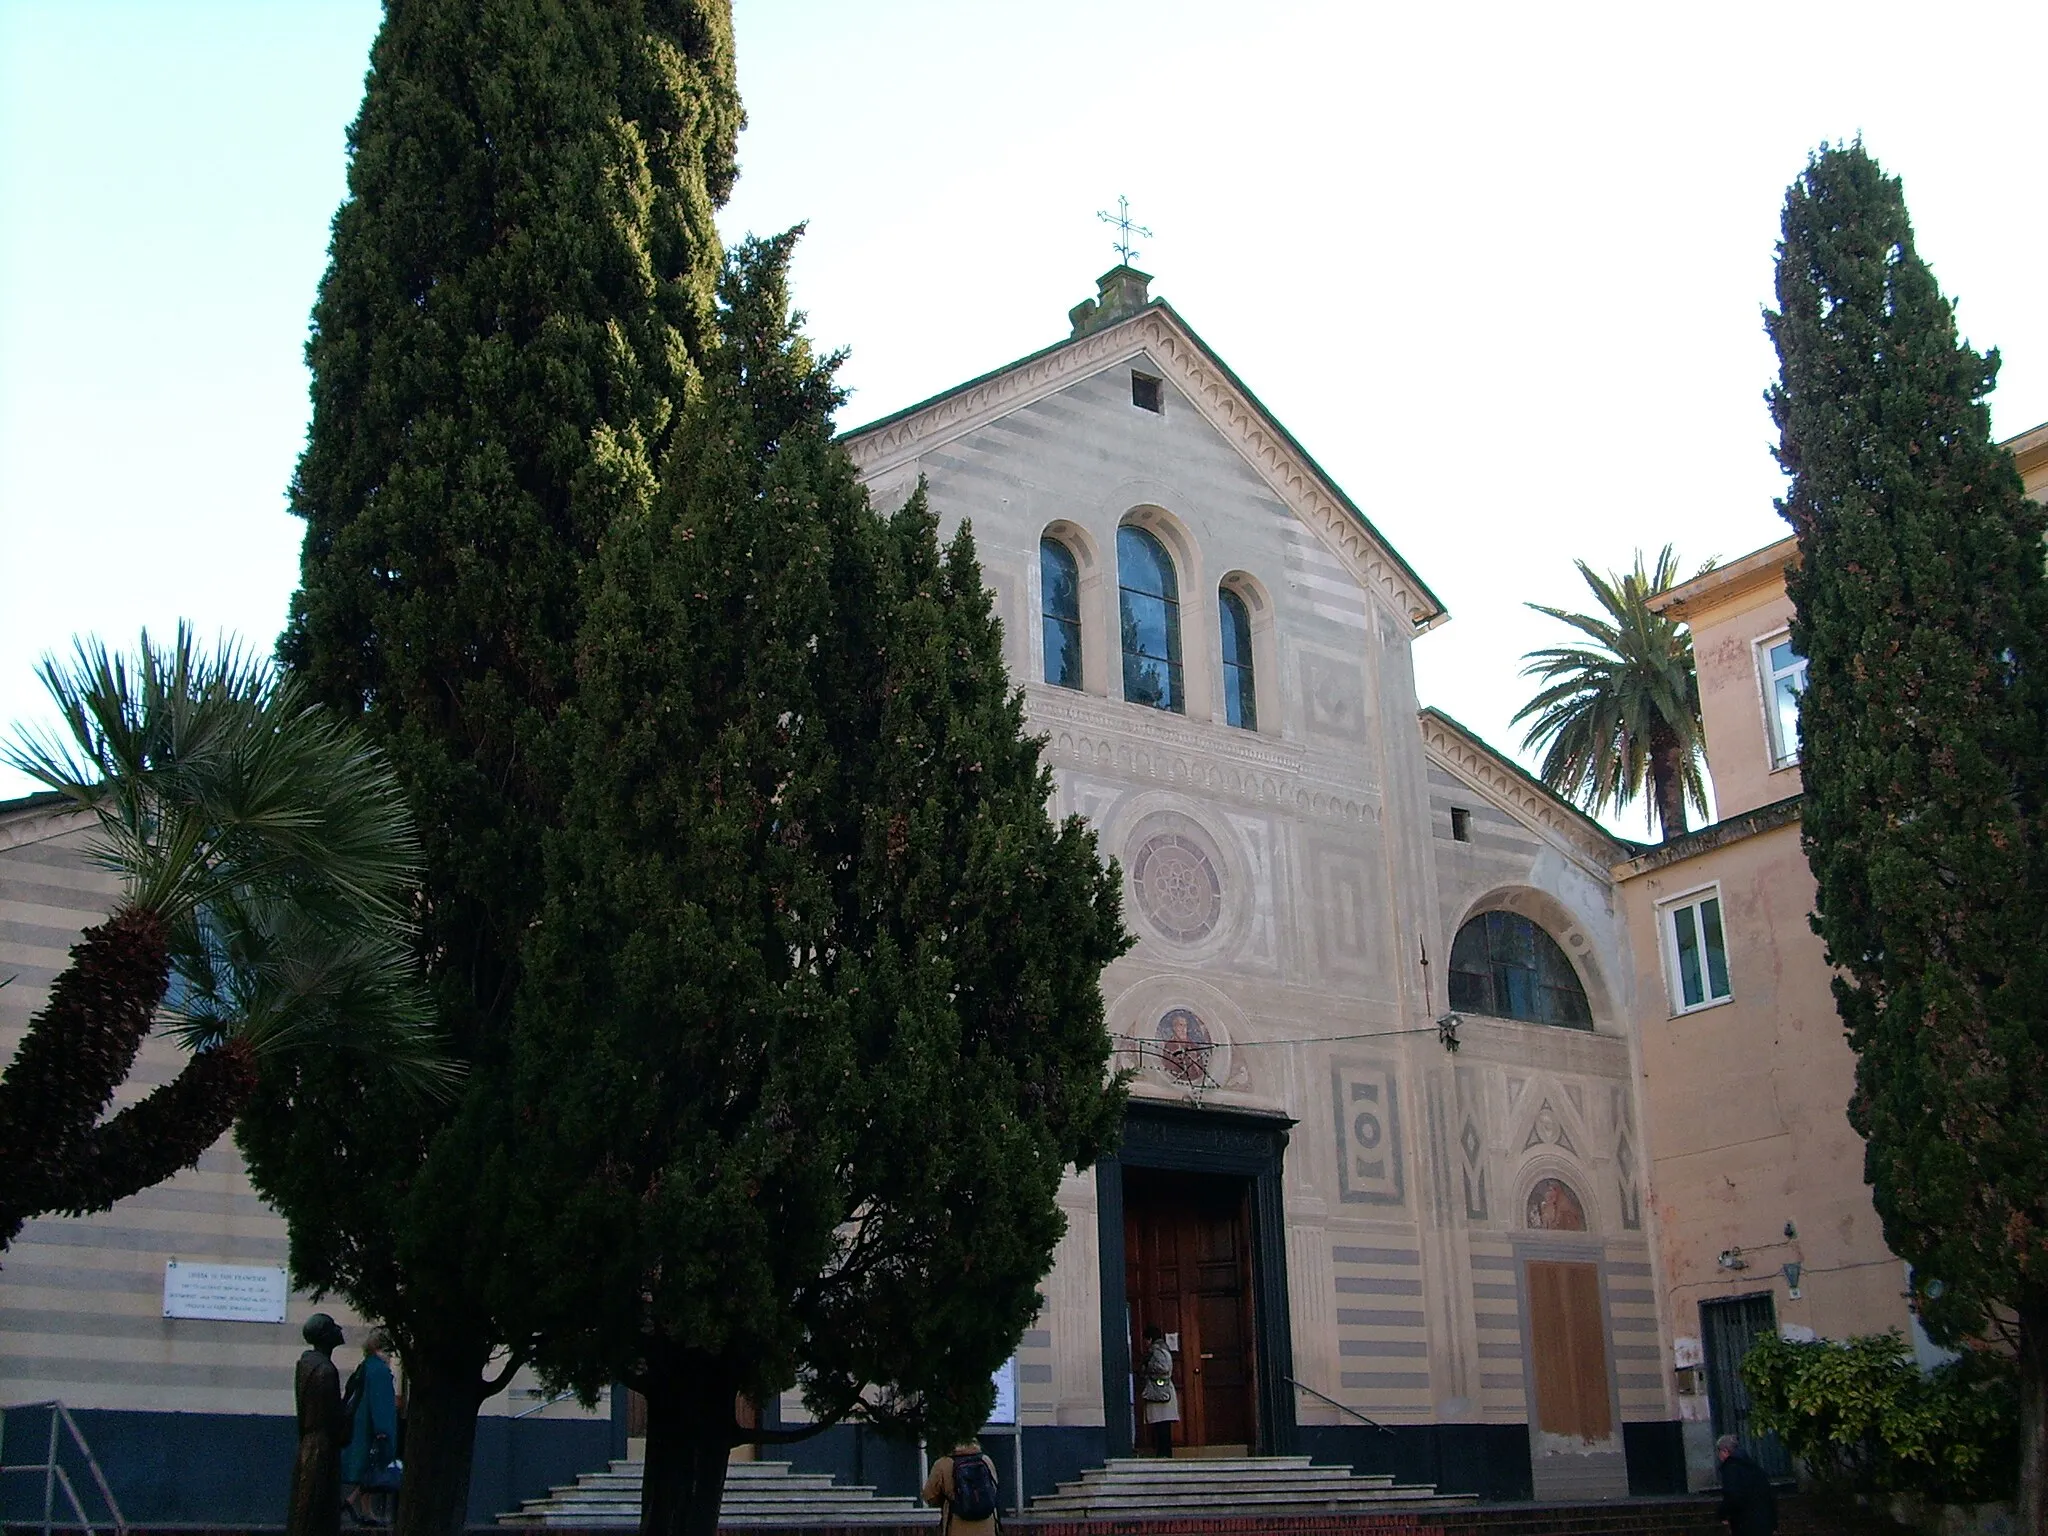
[1131,830,1223,943]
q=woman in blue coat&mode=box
[341,1331,399,1525]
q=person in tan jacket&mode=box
[921,1440,999,1536]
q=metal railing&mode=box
[0,1401,127,1536]
[1283,1377,1393,1435]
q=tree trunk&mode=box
[0,906,168,1250]
[2020,1305,2046,1536]
[640,1364,737,1536]
[1648,736,1687,843]
[394,1341,490,1536]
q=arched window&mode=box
[1118,525,1184,713]
[1448,911,1592,1029]
[1219,587,1257,730]
[1040,537,1083,689]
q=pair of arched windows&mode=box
[1039,527,1257,729]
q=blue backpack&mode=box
[950,1452,997,1522]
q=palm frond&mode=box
[165,892,458,1101]
[1513,548,1711,839]
[6,624,449,1089]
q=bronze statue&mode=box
[286,1314,351,1536]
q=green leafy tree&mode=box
[1741,1332,2017,1505]
[253,4,741,1531]
[491,235,1130,1536]
[0,627,437,1254]
[1766,140,2048,1521]
[1513,546,1709,841]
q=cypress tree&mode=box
[245,6,741,1533]
[493,234,1129,1536]
[1767,140,2048,1519]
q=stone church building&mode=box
[6,264,1773,1516]
[812,265,1672,1499]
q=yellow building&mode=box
[1616,417,2048,1490]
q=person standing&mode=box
[921,1439,1000,1536]
[1139,1324,1180,1458]
[341,1330,399,1525]
[286,1314,352,1536]
[1716,1433,1778,1536]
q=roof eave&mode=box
[838,299,1447,629]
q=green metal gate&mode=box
[1699,1294,1793,1477]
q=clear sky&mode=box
[4,1,2045,823]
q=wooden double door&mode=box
[1123,1169,1256,1451]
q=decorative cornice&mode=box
[1030,685,1380,828]
[841,306,1444,633]
[1418,707,1632,876]
[0,794,91,856]
[1648,537,1797,623]
[1611,794,1802,879]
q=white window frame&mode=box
[1755,629,1807,771]
[1659,883,1733,1015]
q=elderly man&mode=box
[1715,1432,1777,1536]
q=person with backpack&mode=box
[921,1439,1000,1535]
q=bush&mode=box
[1740,1331,2016,1504]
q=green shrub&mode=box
[1740,1331,2017,1504]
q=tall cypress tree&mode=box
[1767,141,2048,1519]
[245,6,741,1533]
[493,235,1130,1536]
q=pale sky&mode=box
[4,1,2045,824]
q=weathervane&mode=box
[1096,195,1153,268]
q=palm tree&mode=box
[0,626,449,1254]
[1514,546,1709,843]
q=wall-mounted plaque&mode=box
[162,1259,288,1323]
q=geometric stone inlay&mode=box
[1460,1120,1483,1164]
[1130,831,1223,943]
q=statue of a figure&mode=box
[286,1314,352,1536]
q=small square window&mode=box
[1450,807,1472,842]
[1131,372,1162,413]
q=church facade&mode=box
[1,266,1719,1515]
[821,267,1678,1498]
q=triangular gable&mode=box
[839,300,1446,633]
[1418,706,1638,878]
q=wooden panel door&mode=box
[1525,1260,1612,1440]
[1125,1174,1256,1449]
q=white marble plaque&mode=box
[986,1356,1017,1426]
[163,1259,288,1323]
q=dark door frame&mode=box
[1096,1099,1297,1457]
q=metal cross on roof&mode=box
[1096,195,1153,268]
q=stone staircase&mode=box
[1026,1456,1464,1519]
[497,1458,937,1527]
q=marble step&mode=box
[1027,1455,1462,1517]
[499,1459,935,1527]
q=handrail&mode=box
[1282,1377,1393,1435]
[0,1400,128,1536]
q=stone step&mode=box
[1031,1491,1456,1515]
[497,1457,933,1528]
[1043,1475,1440,1493]
[1039,1480,1429,1504]
[1025,1453,1461,1519]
